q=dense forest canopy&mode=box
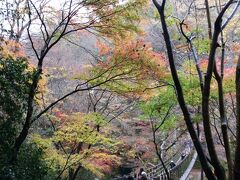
[0,0,240,179]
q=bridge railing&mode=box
[148,150,193,179]
[146,145,187,178]
[146,135,201,180]
[169,149,195,179]
[149,149,194,179]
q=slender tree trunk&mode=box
[204,0,212,39]
[204,1,232,178]
[152,125,170,179]
[214,67,233,179]
[11,61,43,162]
[234,55,240,180]
[152,1,216,179]
[202,20,226,180]
[201,0,238,178]
[155,143,170,180]
[217,30,233,180]
[69,165,82,180]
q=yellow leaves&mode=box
[0,40,25,59]
[53,112,112,147]
[84,112,106,125]
[224,12,240,38]
[35,74,49,105]
[54,123,98,145]
[31,134,66,169]
[0,40,48,107]
[39,111,121,178]
[38,75,48,93]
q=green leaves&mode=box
[193,38,210,55]
[179,61,202,106]
[0,56,34,156]
[139,86,177,131]
[84,0,148,39]
[53,113,104,144]
[84,112,106,126]
[36,112,120,178]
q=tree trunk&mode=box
[204,1,232,178]
[214,66,233,179]
[234,55,240,180]
[11,60,43,163]
[69,165,82,180]
[152,1,216,179]
[202,19,226,180]
[152,125,170,179]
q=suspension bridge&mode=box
[146,147,198,180]
[114,136,202,180]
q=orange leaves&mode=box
[55,110,66,122]
[199,58,235,78]
[96,39,111,56]
[181,21,193,32]
[87,152,121,175]
[231,42,240,53]
[198,57,236,93]
[199,58,208,71]
[91,38,169,99]
[114,39,151,58]
[199,58,224,73]
[96,38,167,79]
[224,67,235,78]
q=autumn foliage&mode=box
[88,39,169,100]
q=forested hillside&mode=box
[0,0,240,179]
